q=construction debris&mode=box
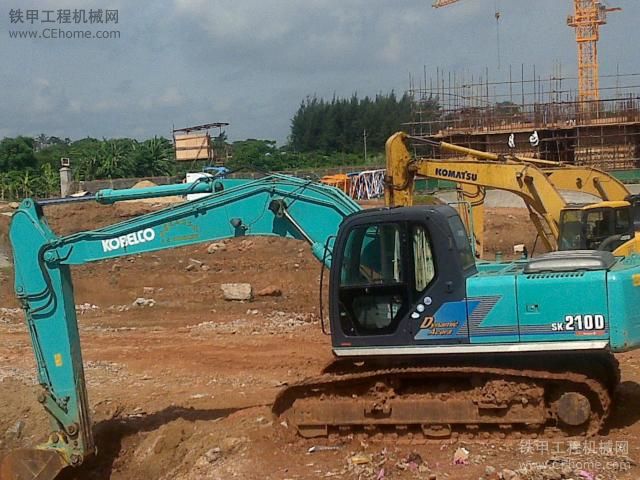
[132,297,156,308]
[220,283,253,301]
[453,447,470,465]
[257,286,282,297]
[207,241,227,254]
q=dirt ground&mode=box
[0,201,639,480]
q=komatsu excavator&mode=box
[4,172,640,480]
[384,132,640,258]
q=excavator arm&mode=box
[437,139,631,201]
[542,166,630,201]
[2,174,360,480]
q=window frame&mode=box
[411,223,438,294]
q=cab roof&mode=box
[564,200,630,211]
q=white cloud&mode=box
[30,78,59,114]
[174,0,293,42]
[158,87,185,107]
[138,87,186,110]
[171,0,408,72]
[379,33,403,65]
[0,0,638,144]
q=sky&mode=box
[0,0,638,145]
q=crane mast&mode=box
[567,0,621,103]
[431,0,620,104]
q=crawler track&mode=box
[273,352,619,438]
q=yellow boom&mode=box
[384,132,636,258]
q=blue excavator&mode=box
[2,170,640,479]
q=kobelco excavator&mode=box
[3,171,640,480]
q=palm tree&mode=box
[19,170,34,198]
[0,172,9,200]
[96,139,134,178]
[40,163,60,197]
[134,137,174,176]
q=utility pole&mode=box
[363,129,368,163]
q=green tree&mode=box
[0,137,37,171]
[229,139,278,170]
[289,92,420,155]
[132,137,175,177]
[95,139,135,178]
[18,169,35,198]
[0,172,10,200]
[40,163,60,197]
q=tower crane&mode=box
[432,0,621,103]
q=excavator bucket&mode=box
[0,449,67,480]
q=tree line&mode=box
[0,92,443,200]
[0,135,175,200]
[0,135,387,201]
[289,92,415,154]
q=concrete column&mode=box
[60,167,73,197]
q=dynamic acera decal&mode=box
[414,300,477,340]
[413,296,504,341]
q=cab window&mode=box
[586,210,611,237]
[413,225,436,292]
[338,223,408,334]
[615,208,630,234]
[447,215,476,270]
[559,209,582,250]
[340,224,403,287]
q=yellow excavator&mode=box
[384,132,640,258]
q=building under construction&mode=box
[406,67,640,172]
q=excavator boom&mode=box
[385,132,568,253]
[385,132,636,257]
[2,174,360,480]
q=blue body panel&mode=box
[516,270,609,342]
[461,258,640,348]
[466,270,518,343]
[607,255,640,351]
[404,254,640,351]
[467,256,640,349]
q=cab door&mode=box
[329,209,473,351]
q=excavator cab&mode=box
[329,205,477,354]
[558,201,634,252]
